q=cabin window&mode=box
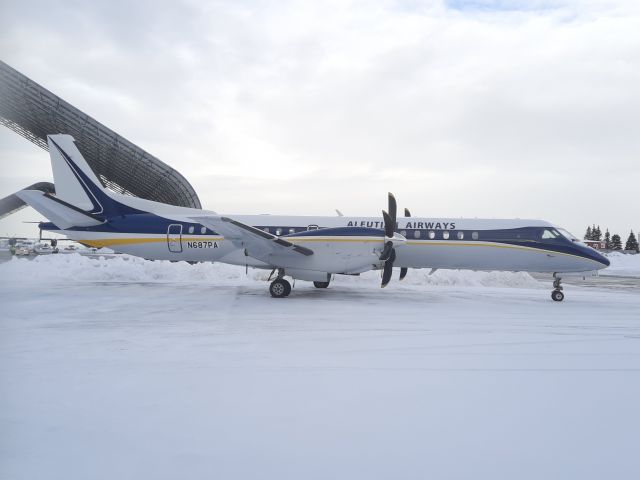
[188,226,195,234]
[400,230,407,237]
[472,231,479,240]
[414,230,421,239]
[288,228,295,234]
[201,226,206,234]
[263,227,270,233]
[442,231,450,240]
[307,224,319,231]
[428,231,435,239]
[457,231,464,240]
[276,228,282,236]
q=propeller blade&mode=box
[381,263,393,288]
[399,267,408,280]
[379,241,394,261]
[404,208,411,217]
[381,193,401,288]
[381,249,396,288]
[382,210,394,238]
[388,192,397,224]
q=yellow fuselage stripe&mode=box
[76,235,596,264]
[290,239,599,263]
[78,237,223,248]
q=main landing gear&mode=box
[551,276,564,302]
[313,280,330,289]
[268,269,292,298]
[269,278,292,298]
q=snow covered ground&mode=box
[603,251,640,278]
[1,254,640,479]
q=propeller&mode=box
[399,267,409,281]
[399,207,411,281]
[380,193,406,288]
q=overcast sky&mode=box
[1,0,639,238]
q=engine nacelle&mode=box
[271,226,385,275]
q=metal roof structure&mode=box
[0,60,202,209]
[0,182,54,221]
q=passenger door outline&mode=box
[167,224,183,253]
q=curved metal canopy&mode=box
[0,60,202,209]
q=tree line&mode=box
[584,225,639,252]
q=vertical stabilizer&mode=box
[47,134,105,213]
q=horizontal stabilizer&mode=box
[15,190,104,229]
[0,182,55,220]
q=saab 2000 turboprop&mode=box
[16,135,609,300]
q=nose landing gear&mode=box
[551,276,564,302]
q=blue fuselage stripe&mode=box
[40,217,609,266]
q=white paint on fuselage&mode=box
[51,213,604,274]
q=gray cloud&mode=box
[1,0,639,237]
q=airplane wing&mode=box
[190,215,313,262]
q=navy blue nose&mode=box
[584,247,610,267]
[597,252,610,267]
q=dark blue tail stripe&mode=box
[49,138,143,218]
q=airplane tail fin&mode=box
[16,134,136,228]
[46,134,108,215]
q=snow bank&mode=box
[0,254,266,285]
[604,252,640,278]
[340,268,539,288]
[402,268,538,287]
[0,253,539,289]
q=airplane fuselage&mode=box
[41,212,609,274]
[22,134,610,300]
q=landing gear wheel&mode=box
[313,281,330,289]
[551,275,564,302]
[270,279,291,298]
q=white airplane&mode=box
[17,135,609,300]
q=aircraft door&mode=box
[167,224,183,253]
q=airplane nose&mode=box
[589,249,610,268]
[578,243,610,268]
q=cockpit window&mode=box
[557,228,578,241]
[541,229,560,240]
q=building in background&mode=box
[583,239,607,250]
[0,60,201,220]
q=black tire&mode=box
[551,290,564,302]
[270,279,291,298]
[313,281,330,289]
